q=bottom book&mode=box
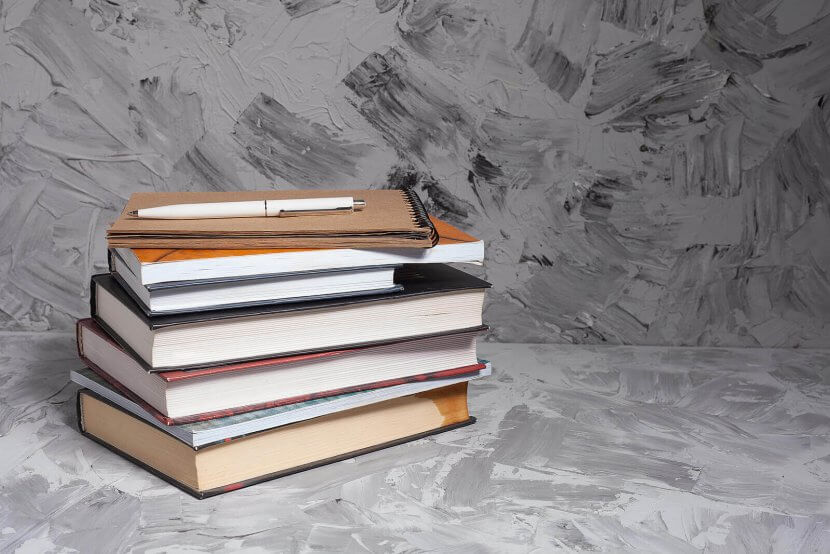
[77,381,474,498]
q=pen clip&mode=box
[277,206,355,217]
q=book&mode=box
[107,189,438,249]
[77,382,474,498]
[114,217,483,286]
[111,255,399,314]
[76,317,485,421]
[70,363,490,446]
[91,264,490,371]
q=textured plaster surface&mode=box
[0,337,828,551]
[1,0,829,346]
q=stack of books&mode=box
[72,190,491,498]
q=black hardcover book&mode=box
[90,264,490,371]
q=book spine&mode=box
[77,390,207,498]
[75,319,85,359]
[111,271,153,317]
[80,359,176,425]
[88,275,98,321]
[76,388,85,433]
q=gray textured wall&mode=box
[1,0,829,347]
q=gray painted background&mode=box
[1,0,829,347]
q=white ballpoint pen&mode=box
[128,197,367,219]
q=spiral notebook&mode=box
[107,189,438,249]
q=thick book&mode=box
[76,317,486,423]
[107,189,438,249]
[70,363,490,447]
[90,264,490,371]
[114,217,483,286]
[77,382,475,498]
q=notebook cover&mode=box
[77,389,476,499]
[76,317,486,380]
[107,189,438,249]
[76,329,486,425]
[127,217,480,266]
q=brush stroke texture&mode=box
[601,0,676,39]
[280,0,340,19]
[344,48,478,161]
[233,93,371,186]
[585,40,727,134]
[515,0,601,101]
[0,0,828,347]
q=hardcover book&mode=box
[76,317,486,423]
[110,259,400,315]
[91,264,490,370]
[77,382,475,498]
[70,363,490,446]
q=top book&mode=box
[107,189,438,249]
[114,217,483,286]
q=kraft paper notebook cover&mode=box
[76,385,475,499]
[107,189,438,249]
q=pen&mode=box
[128,197,366,219]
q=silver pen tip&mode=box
[353,199,366,211]
[128,210,138,216]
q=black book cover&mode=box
[76,389,475,499]
[90,264,490,371]
[92,263,490,329]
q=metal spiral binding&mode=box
[401,188,439,246]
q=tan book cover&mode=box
[107,189,438,249]
[77,382,472,498]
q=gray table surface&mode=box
[1,333,828,553]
